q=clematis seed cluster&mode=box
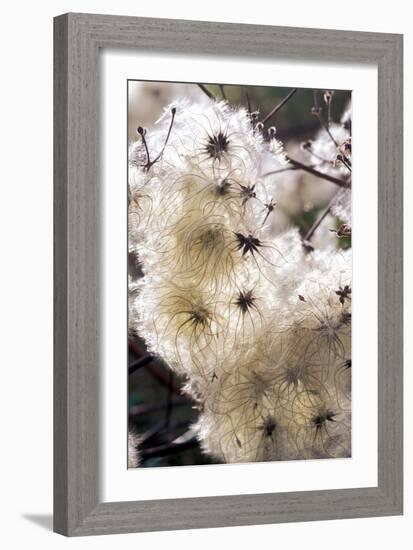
[129,98,352,463]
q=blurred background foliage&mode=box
[205,83,349,142]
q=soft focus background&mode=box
[128,81,351,468]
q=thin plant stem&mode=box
[313,89,338,147]
[304,194,338,241]
[197,83,215,100]
[245,89,252,113]
[141,438,198,461]
[129,399,188,417]
[327,98,332,127]
[128,339,182,394]
[286,156,351,189]
[262,88,297,124]
[262,166,302,177]
[219,84,226,100]
[128,354,154,375]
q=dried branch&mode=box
[129,399,188,417]
[245,89,252,113]
[262,88,298,124]
[304,194,338,241]
[197,83,215,100]
[128,354,153,375]
[262,165,302,178]
[141,438,198,461]
[128,339,183,394]
[286,156,351,189]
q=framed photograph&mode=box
[54,13,403,536]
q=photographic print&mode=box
[127,81,352,469]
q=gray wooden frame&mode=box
[54,12,403,536]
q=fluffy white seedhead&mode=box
[196,311,351,463]
[308,124,350,175]
[128,95,352,465]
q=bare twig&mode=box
[304,194,338,241]
[140,420,167,444]
[141,438,198,461]
[327,97,332,127]
[140,419,194,447]
[140,421,196,449]
[323,122,339,147]
[128,339,183,394]
[338,155,352,172]
[312,89,339,147]
[137,108,176,171]
[262,88,298,124]
[129,399,188,417]
[146,363,182,394]
[286,156,351,189]
[245,89,252,113]
[128,354,154,375]
[313,89,319,110]
[262,165,302,178]
[197,83,215,100]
